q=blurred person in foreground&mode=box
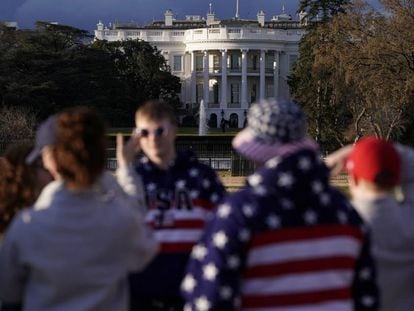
[182,99,379,310]
[0,142,52,235]
[0,107,158,311]
[0,143,53,311]
[118,100,226,310]
[326,136,414,311]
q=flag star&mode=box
[281,198,294,210]
[181,274,197,293]
[361,295,376,307]
[213,231,228,249]
[267,214,281,228]
[210,193,219,203]
[253,185,267,196]
[189,168,199,177]
[218,204,231,218]
[242,204,254,217]
[320,193,331,205]
[298,157,311,170]
[266,157,280,168]
[190,190,200,199]
[184,304,191,311]
[312,181,323,194]
[220,286,233,300]
[202,179,211,189]
[195,296,211,311]
[227,255,240,269]
[176,180,186,189]
[239,229,251,242]
[140,157,149,164]
[278,173,294,187]
[359,267,372,280]
[304,210,318,225]
[248,174,263,187]
[203,263,218,281]
[192,244,208,261]
[146,183,157,191]
[337,211,348,224]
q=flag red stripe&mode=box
[160,242,195,253]
[244,256,356,278]
[250,225,363,247]
[242,288,351,308]
[192,198,215,210]
[148,219,205,229]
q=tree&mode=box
[93,39,181,116]
[291,0,414,145]
[0,23,182,127]
[298,0,351,21]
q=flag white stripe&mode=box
[244,300,352,311]
[155,229,202,243]
[145,208,209,222]
[242,270,353,295]
[247,237,361,266]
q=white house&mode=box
[95,4,307,128]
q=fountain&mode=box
[198,99,208,136]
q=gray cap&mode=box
[26,115,57,164]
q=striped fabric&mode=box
[182,148,379,311]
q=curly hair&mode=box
[53,107,106,189]
[0,143,37,233]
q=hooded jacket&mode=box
[183,148,379,310]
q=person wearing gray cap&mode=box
[182,99,379,310]
[0,107,158,311]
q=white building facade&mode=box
[95,8,306,128]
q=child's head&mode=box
[346,136,400,193]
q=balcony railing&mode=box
[228,102,241,108]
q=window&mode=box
[229,54,241,70]
[213,55,220,71]
[213,82,219,104]
[250,84,257,103]
[196,84,203,104]
[173,55,182,72]
[195,55,203,71]
[252,55,258,70]
[230,84,240,103]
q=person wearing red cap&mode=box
[327,136,414,311]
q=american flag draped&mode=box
[182,148,379,311]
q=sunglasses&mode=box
[135,126,168,138]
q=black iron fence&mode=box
[106,135,255,176]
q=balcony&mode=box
[208,102,220,108]
[228,102,241,108]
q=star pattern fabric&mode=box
[130,150,226,302]
[182,148,379,310]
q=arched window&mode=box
[209,113,218,128]
[229,113,239,128]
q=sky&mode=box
[0,0,380,33]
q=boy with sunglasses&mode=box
[119,100,226,310]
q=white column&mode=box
[190,51,196,104]
[273,51,280,100]
[221,49,227,109]
[203,50,209,105]
[241,49,248,109]
[260,49,266,100]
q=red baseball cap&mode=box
[346,136,400,188]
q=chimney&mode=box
[97,20,104,31]
[257,10,265,27]
[207,3,215,26]
[165,9,173,26]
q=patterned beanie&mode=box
[233,99,311,163]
